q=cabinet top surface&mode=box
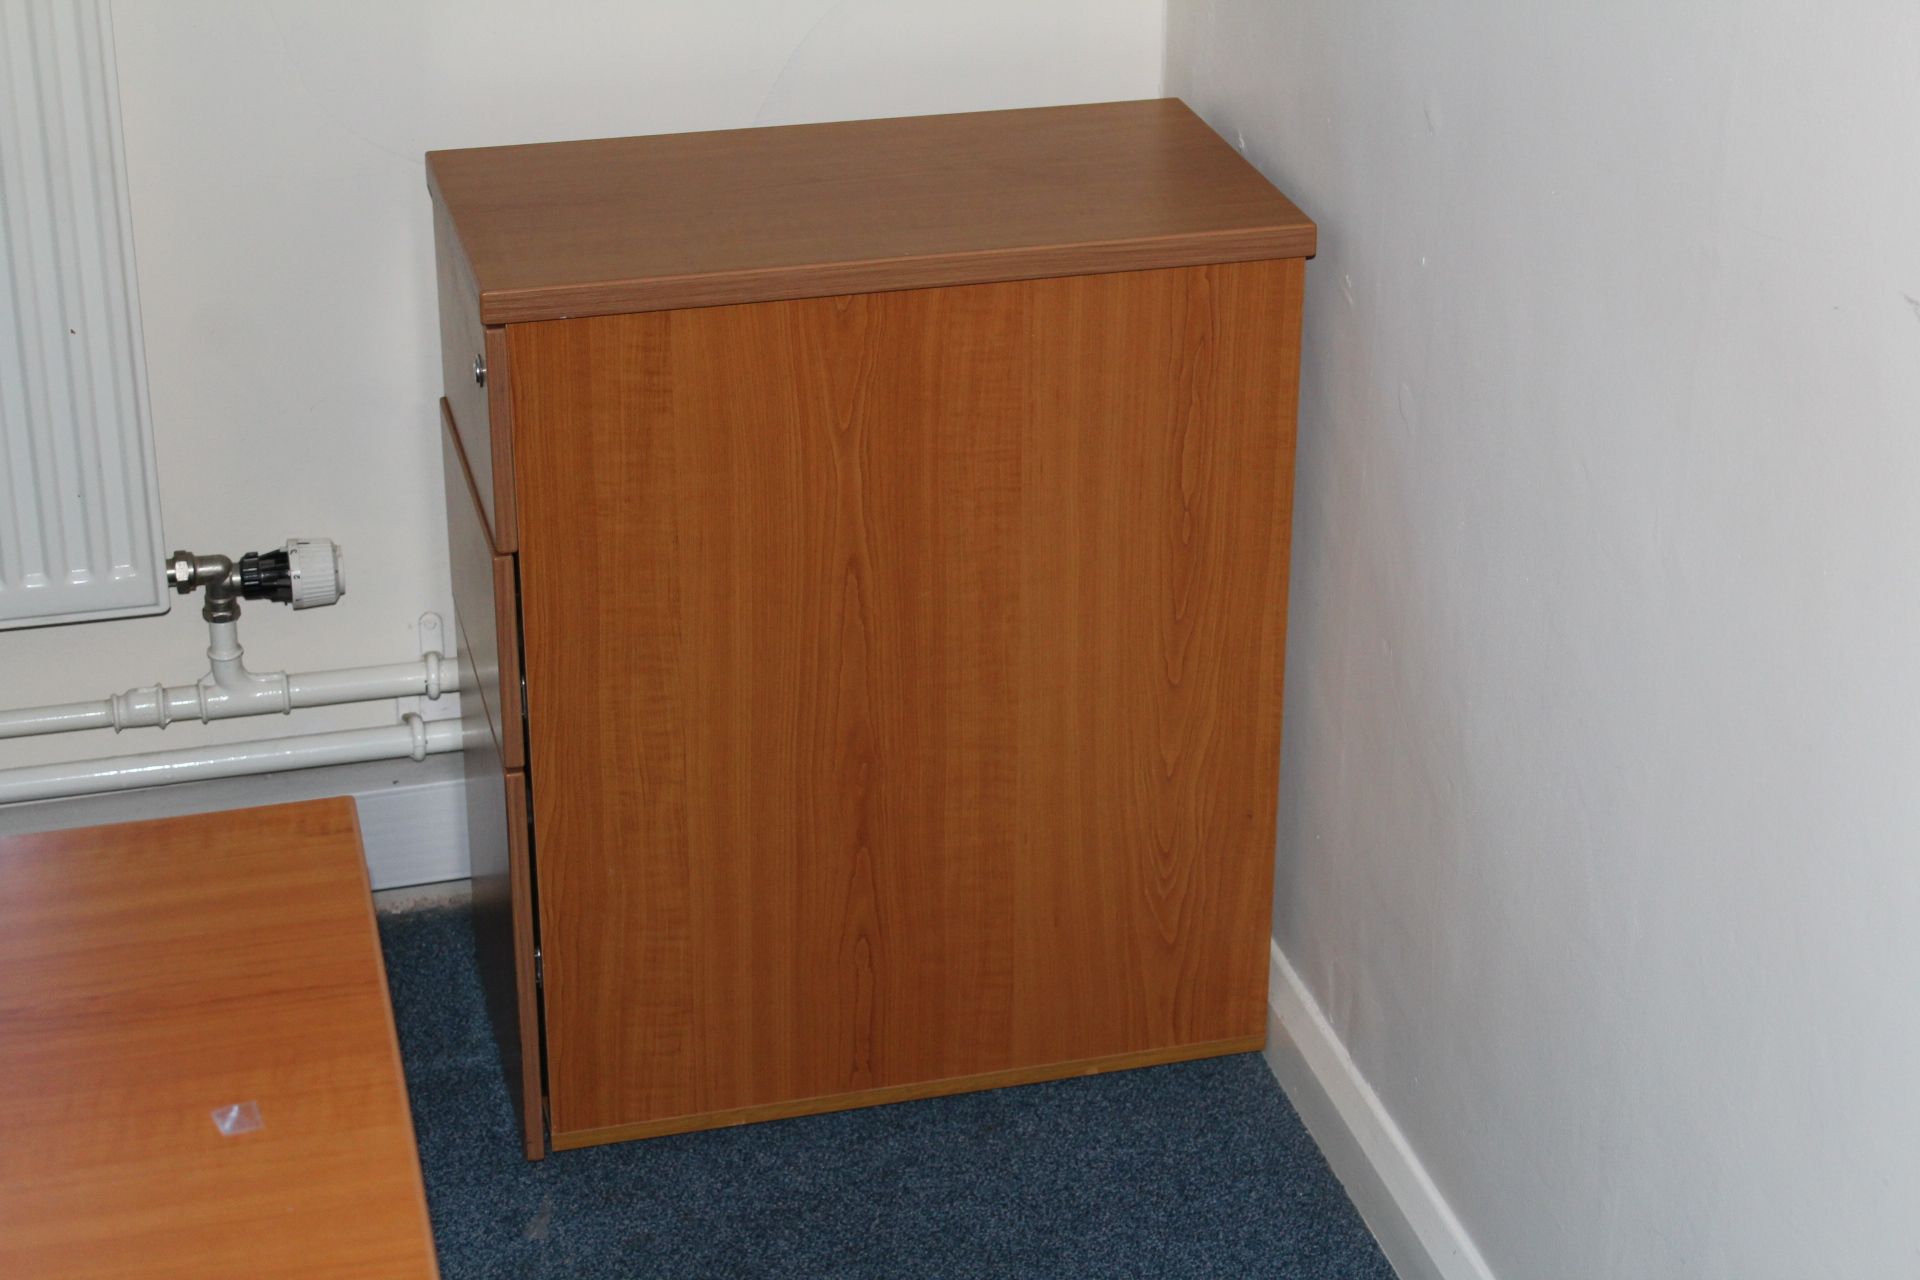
[427,98,1314,324]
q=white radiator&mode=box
[0,0,166,629]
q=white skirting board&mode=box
[0,755,470,890]
[1265,940,1498,1280]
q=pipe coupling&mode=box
[109,685,170,733]
[403,713,429,762]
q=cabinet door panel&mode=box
[511,259,1303,1146]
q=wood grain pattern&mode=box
[0,800,438,1278]
[510,258,1304,1143]
[442,402,523,769]
[433,200,517,549]
[429,99,1315,324]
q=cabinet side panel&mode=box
[1011,259,1301,1067]
[512,313,700,1132]
[511,260,1302,1141]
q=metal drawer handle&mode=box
[473,354,487,387]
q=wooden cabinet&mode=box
[430,99,1314,1158]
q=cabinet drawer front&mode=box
[441,400,524,770]
[461,724,544,1160]
[434,199,517,551]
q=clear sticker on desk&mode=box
[211,1101,263,1136]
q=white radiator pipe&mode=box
[0,618,458,740]
[0,714,464,806]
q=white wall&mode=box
[1169,1,1920,1276]
[0,0,1165,771]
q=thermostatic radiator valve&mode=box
[167,539,345,621]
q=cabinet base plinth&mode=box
[550,1033,1267,1151]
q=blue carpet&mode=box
[380,906,1397,1279]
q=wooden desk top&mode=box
[427,98,1316,323]
[0,799,439,1280]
